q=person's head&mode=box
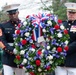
[64,2,76,21]
[2,4,20,21]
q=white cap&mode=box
[2,4,20,12]
[64,2,76,12]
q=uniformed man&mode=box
[55,2,76,75]
[0,4,29,75]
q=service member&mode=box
[55,2,76,75]
[0,4,29,75]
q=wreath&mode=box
[13,13,69,75]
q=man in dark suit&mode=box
[0,4,29,75]
[55,2,76,75]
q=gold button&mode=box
[68,23,71,25]
[8,31,10,33]
[15,24,17,26]
[67,28,69,30]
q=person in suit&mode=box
[0,4,29,75]
[55,2,76,75]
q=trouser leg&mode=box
[14,68,29,75]
[55,66,67,75]
[67,67,76,75]
[3,65,14,75]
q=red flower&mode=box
[48,36,52,40]
[46,13,51,16]
[64,46,69,51]
[58,19,62,23]
[31,44,36,49]
[18,24,21,28]
[31,34,34,41]
[26,15,30,18]
[16,30,20,34]
[19,65,23,68]
[64,30,68,34]
[30,72,35,75]
[37,50,42,55]
[54,24,60,30]
[35,60,41,66]
[41,18,46,21]
[46,66,50,70]
[57,47,62,52]
[16,55,21,60]
[21,40,27,45]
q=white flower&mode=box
[49,61,53,64]
[15,43,18,46]
[57,33,62,38]
[42,29,46,32]
[31,48,35,52]
[20,50,25,55]
[13,38,16,40]
[46,38,50,42]
[13,49,17,54]
[60,25,65,30]
[41,63,44,67]
[28,57,32,60]
[38,68,42,72]
[52,47,56,52]
[24,32,30,37]
[47,46,50,50]
[65,40,69,45]
[42,49,45,53]
[22,59,27,64]
[15,30,17,34]
[20,38,23,41]
[23,21,27,26]
[47,20,52,26]
[47,55,53,60]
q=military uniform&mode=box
[63,20,76,67]
[0,3,29,75]
[0,20,21,67]
[55,2,76,75]
[55,20,76,75]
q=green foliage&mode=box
[0,11,9,23]
[68,0,76,2]
[50,0,67,20]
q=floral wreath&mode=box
[13,13,69,75]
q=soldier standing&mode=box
[0,4,29,75]
[55,2,76,75]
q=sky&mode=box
[0,0,45,19]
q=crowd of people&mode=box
[0,2,76,75]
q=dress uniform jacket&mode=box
[63,20,76,67]
[0,20,21,67]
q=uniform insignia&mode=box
[70,26,76,32]
[5,28,12,30]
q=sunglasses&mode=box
[69,12,76,14]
